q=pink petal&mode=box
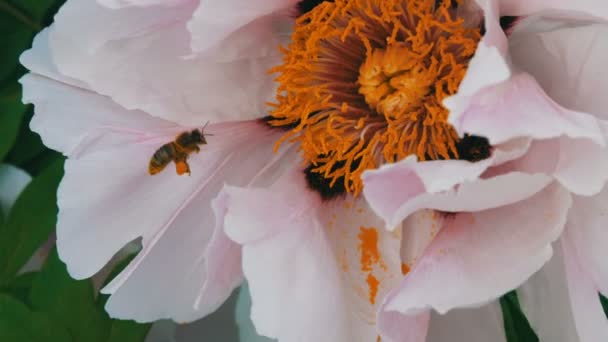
[193,191,244,314]
[499,137,608,196]
[362,156,551,229]
[566,188,608,296]
[499,0,608,21]
[23,71,289,322]
[378,311,429,342]
[98,0,192,8]
[379,303,508,342]
[518,234,608,342]
[21,74,177,156]
[383,183,571,315]
[188,0,298,55]
[426,303,506,342]
[517,242,581,342]
[447,73,605,146]
[19,29,87,89]
[48,0,280,125]
[98,124,289,323]
[222,168,403,341]
[561,235,608,342]
[510,20,608,121]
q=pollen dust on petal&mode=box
[358,227,383,305]
[366,273,380,305]
[358,227,380,272]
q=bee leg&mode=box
[174,152,191,176]
[193,145,201,153]
[175,160,191,176]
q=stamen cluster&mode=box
[270,0,481,194]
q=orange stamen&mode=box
[269,0,481,194]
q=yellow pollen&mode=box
[269,0,481,195]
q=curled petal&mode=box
[499,0,608,21]
[447,73,605,146]
[382,183,571,316]
[362,155,551,229]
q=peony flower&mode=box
[21,0,608,341]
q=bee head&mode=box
[189,129,206,144]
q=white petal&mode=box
[510,21,608,121]
[519,235,608,342]
[383,183,571,315]
[561,236,608,342]
[98,0,192,8]
[499,137,608,196]
[48,0,279,125]
[21,74,177,156]
[362,155,551,229]
[448,73,605,146]
[499,0,608,21]
[427,302,506,342]
[98,123,288,322]
[193,191,243,314]
[222,168,403,341]
[23,69,288,321]
[19,29,87,89]
[567,188,608,296]
[518,241,581,342]
[235,284,277,342]
[188,0,296,56]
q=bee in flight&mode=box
[148,125,211,176]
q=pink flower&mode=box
[21,0,608,341]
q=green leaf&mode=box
[30,249,111,342]
[106,319,152,342]
[6,108,49,168]
[4,0,64,27]
[0,271,37,305]
[600,294,608,318]
[0,3,36,84]
[20,149,64,177]
[0,159,63,282]
[500,291,539,342]
[0,294,72,342]
[0,97,26,161]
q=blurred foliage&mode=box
[500,291,539,342]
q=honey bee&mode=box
[148,126,211,176]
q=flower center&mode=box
[269,0,482,195]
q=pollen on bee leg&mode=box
[175,160,191,175]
